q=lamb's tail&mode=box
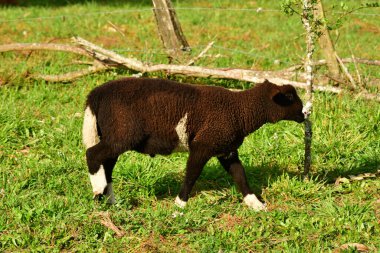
[82,106,100,149]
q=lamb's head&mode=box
[265,81,304,123]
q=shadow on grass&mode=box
[150,156,379,202]
[151,162,297,202]
[313,157,380,184]
[2,0,153,7]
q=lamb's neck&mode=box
[237,89,269,136]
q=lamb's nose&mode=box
[302,102,312,119]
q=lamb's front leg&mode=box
[86,142,117,204]
[218,151,266,211]
[175,151,210,208]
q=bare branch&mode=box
[286,57,380,72]
[187,41,214,66]
[335,52,357,89]
[73,36,145,70]
[32,64,109,82]
[95,211,125,238]
[1,38,378,102]
[0,43,88,56]
[348,58,380,66]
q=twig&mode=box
[285,57,380,72]
[347,58,380,66]
[107,21,126,38]
[326,74,347,86]
[351,54,362,88]
[95,211,125,238]
[187,41,214,66]
[355,91,380,101]
[32,64,109,82]
[335,52,357,89]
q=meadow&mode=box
[0,0,379,252]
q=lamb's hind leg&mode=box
[86,141,117,203]
[218,151,266,211]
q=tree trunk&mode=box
[152,0,190,62]
[314,0,341,80]
[302,0,315,176]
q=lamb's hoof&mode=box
[243,194,267,211]
[93,194,116,205]
[93,193,104,201]
[175,196,187,209]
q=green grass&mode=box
[1,0,379,252]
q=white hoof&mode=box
[89,165,107,195]
[175,196,187,208]
[244,194,267,211]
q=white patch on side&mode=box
[174,113,189,152]
[105,183,116,204]
[89,165,107,196]
[175,196,187,208]
[82,106,100,149]
[243,194,267,211]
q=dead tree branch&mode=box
[1,38,378,101]
[0,43,88,56]
[32,64,109,82]
[285,57,380,72]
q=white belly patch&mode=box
[174,113,189,152]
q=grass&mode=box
[0,0,379,252]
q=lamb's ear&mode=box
[271,89,294,106]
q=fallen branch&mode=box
[285,57,380,72]
[73,37,344,93]
[0,42,88,56]
[32,64,109,82]
[1,39,379,101]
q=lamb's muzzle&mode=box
[82,78,304,210]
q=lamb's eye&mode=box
[285,93,294,101]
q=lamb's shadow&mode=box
[152,161,295,201]
[151,156,379,201]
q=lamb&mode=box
[82,77,305,211]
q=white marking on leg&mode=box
[175,196,187,208]
[243,194,267,211]
[174,113,189,152]
[105,183,116,204]
[83,106,100,149]
[89,165,107,196]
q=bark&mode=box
[302,0,315,176]
[314,0,341,80]
[152,0,190,61]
